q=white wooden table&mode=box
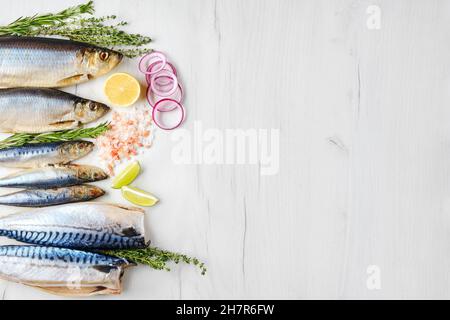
[0,0,449,299]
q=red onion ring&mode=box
[152,98,185,130]
[152,75,176,90]
[139,51,167,75]
[150,70,178,97]
[145,61,177,85]
[146,83,183,109]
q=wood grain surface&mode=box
[0,0,448,299]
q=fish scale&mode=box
[0,245,132,296]
[0,203,147,249]
[0,164,108,189]
[0,141,93,168]
[0,36,122,88]
[0,185,105,207]
[0,88,110,133]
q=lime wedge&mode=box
[112,161,140,189]
[121,186,159,207]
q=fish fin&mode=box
[48,120,79,130]
[33,285,121,296]
[57,74,89,87]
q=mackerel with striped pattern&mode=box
[0,245,132,296]
[0,202,147,249]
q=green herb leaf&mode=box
[0,1,95,36]
[0,122,110,149]
[101,247,207,275]
[0,1,152,58]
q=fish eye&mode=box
[99,51,109,61]
[89,102,98,111]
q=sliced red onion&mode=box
[139,51,167,75]
[146,83,183,109]
[152,75,176,90]
[145,61,177,85]
[152,98,185,130]
[150,70,178,97]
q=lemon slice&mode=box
[104,73,141,107]
[121,186,159,207]
[112,161,140,189]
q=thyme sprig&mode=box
[0,1,151,58]
[36,15,151,57]
[0,122,109,149]
[102,247,207,275]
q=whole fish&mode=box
[0,141,93,168]
[0,164,108,189]
[0,185,105,207]
[0,202,146,249]
[0,245,132,296]
[0,88,110,133]
[0,36,122,88]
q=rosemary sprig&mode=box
[0,1,94,36]
[0,1,152,58]
[102,247,207,275]
[0,122,109,149]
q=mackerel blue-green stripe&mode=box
[0,245,127,266]
[0,229,146,249]
[0,203,147,250]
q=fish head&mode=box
[87,185,106,198]
[58,141,94,159]
[77,165,109,181]
[74,99,110,124]
[81,47,123,77]
[72,185,105,199]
